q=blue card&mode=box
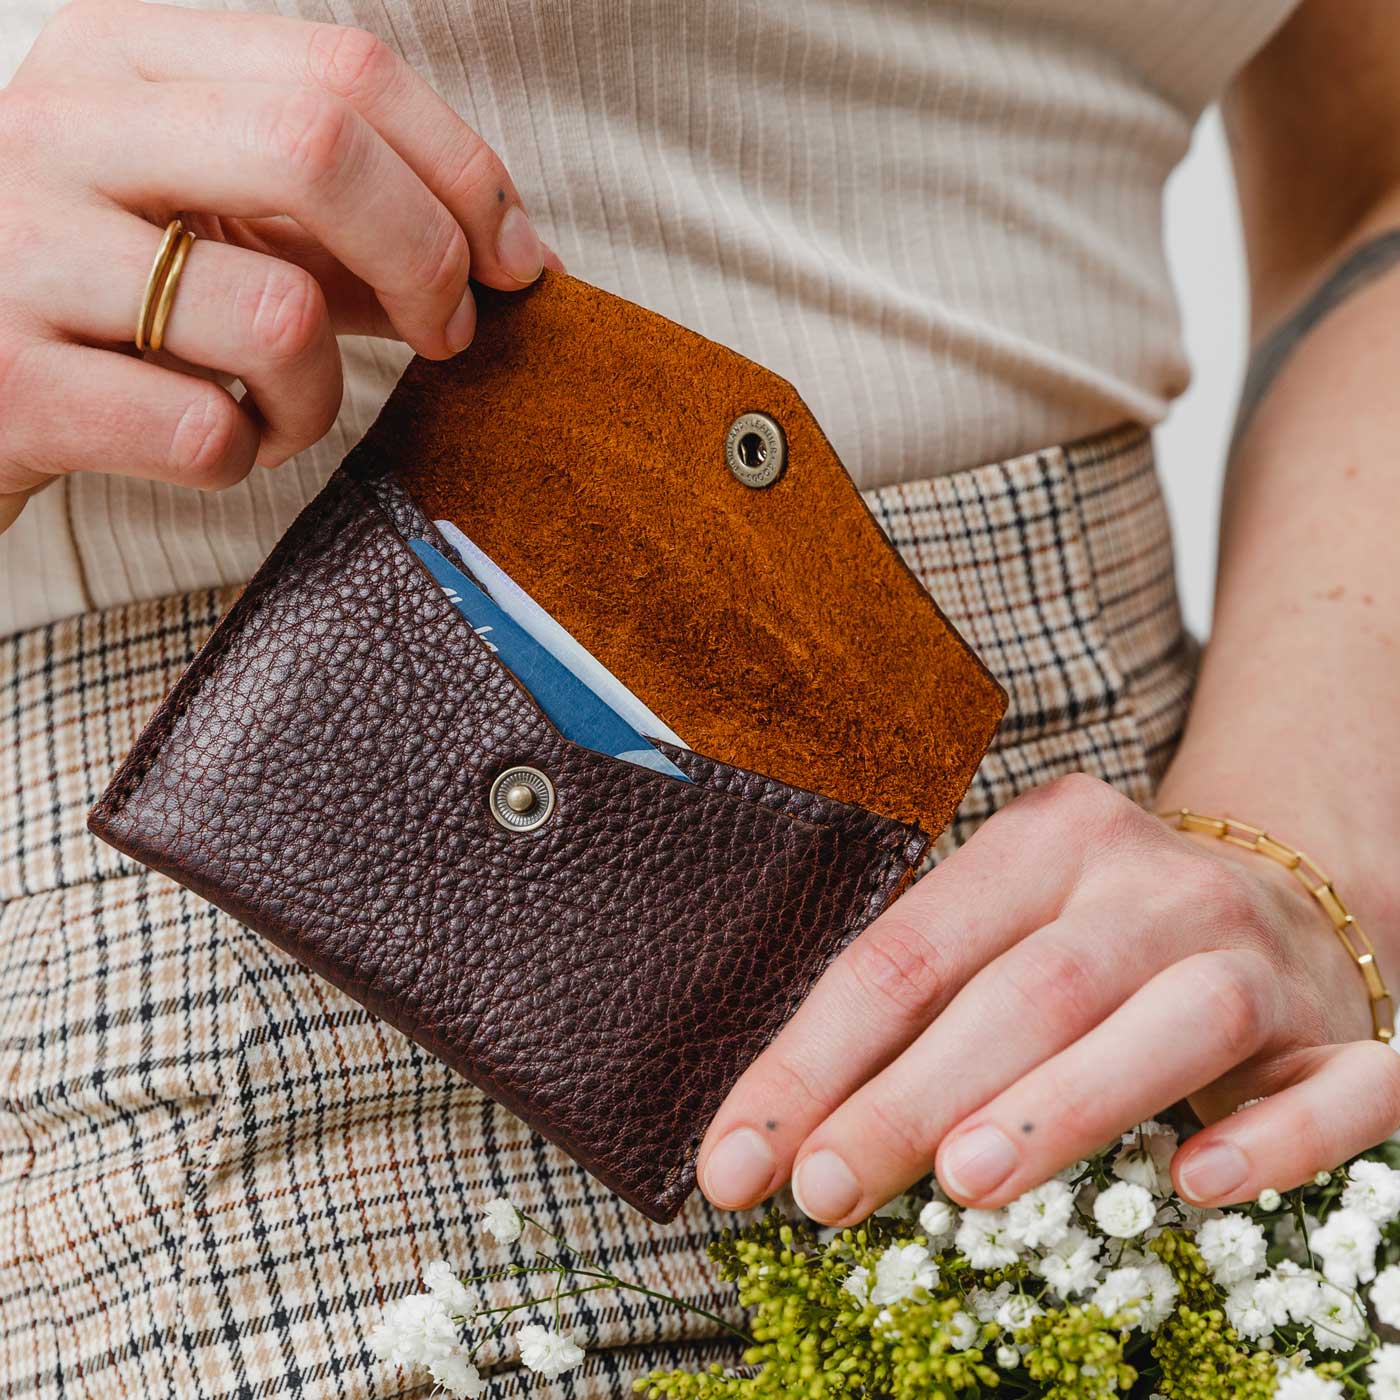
[409,539,690,783]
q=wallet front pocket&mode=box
[90,468,925,1220]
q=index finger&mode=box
[696,778,1085,1211]
[73,80,475,358]
[39,0,547,290]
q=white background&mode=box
[1156,109,1249,639]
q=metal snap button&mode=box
[489,766,556,832]
[725,412,786,488]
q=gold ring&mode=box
[135,216,196,351]
[149,229,195,353]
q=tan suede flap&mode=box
[355,271,1006,835]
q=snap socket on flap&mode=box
[490,766,555,832]
[725,412,785,488]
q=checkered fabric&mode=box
[0,424,1195,1399]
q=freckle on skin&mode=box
[765,1120,779,1132]
[1319,585,1345,602]
[1021,1122,1034,1134]
[1364,595,1375,606]
[496,187,506,203]
[1346,465,1360,480]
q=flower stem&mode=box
[570,1268,755,1345]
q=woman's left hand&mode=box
[697,772,1400,1223]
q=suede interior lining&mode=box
[348,271,1006,836]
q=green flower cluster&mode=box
[1019,1305,1135,1400]
[636,1214,1000,1398]
[636,1206,1147,1399]
[1146,1231,1278,1400]
[632,1135,1400,1400]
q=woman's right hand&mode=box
[0,0,559,532]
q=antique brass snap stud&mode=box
[725,412,786,488]
[489,766,556,832]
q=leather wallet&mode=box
[87,271,1006,1222]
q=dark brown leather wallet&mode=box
[87,271,1006,1222]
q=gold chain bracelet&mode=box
[1158,809,1394,1044]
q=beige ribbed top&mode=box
[2,0,1297,635]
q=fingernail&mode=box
[939,1124,1017,1200]
[702,1128,776,1209]
[792,1150,862,1222]
[1177,1142,1249,1203]
[446,284,476,353]
[496,205,544,284]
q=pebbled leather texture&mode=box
[89,470,927,1221]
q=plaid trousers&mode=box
[0,425,1195,1398]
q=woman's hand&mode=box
[698,772,1400,1223]
[0,0,560,532]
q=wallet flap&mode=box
[346,271,1006,835]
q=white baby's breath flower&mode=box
[1308,1206,1380,1288]
[1257,1188,1282,1212]
[1005,1180,1073,1249]
[428,1351,487,1399]
[870,1243,938,1306]
[1367,1342,1400,1398]
[1196,1214,1268,1286]
[842,1264,871,1307]
[918,1198,958,1247]
[422,1260,474,1318]
[967,1283,1012,1323]
[1091,1267,1154,1330]
[1342,1159,1400,1225]
[480,1195,524,1245]
[1275,1370,1345,1400]
[369,1293,461,1369]
[1373,1263,1400,1328]
[516,1323,586,1379]
[1223,1273,1291,1340]
[995,1343,1020,1369]
[1092,1181,1155,1239]
[1314,1171,1333,1188]
[993,1292,1043,1335]
[946,1309,979,1351]
[1122,1251,1180,1331]
[1034,1227,1103,1300]
[1304,1279,1368,1352]
[1090,1254,1178,1331]
[955,1209,1021,1269]
[1112,1121,1178,1198]
[1273,1261,1324,1324]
